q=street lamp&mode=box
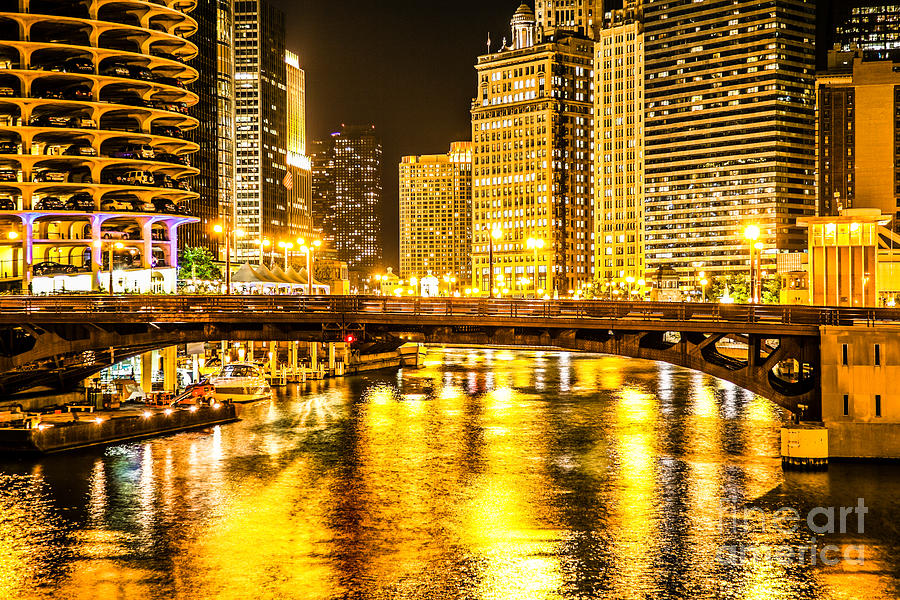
[213,223,245,295]
[526,237,545,298]
[297,238,322,296]
[257,238,271,266]
[108,241,123,296]
[744,224,761,303]
[489,226,503,298]
[700,278,708,302]
[278,240,293,268]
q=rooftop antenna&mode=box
[487,31,491,54]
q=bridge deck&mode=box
[0,295,886,336]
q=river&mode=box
[1,347,899,599]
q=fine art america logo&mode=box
[717,498,868,566]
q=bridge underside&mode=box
[0,319,820,418]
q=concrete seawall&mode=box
[0,404,238,454]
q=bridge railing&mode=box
[0,294,891,326]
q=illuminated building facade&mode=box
[234,0,289,261]
[399,142,473,285]
[472,4,594,296]
[327,125,383,271]
[310,137,336,250]
[642,0,817,280]
[0,0,200,293]
[183,0,235,255]
[285,51,313,247]
[817,49,900,223]
[534,0,603,40]
[835,3,900,60]
[593,3,644,287]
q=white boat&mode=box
[209,363,273,403]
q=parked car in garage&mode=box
[65,193,94,211]
[33,170,67,183]
[0,197,16,210]
[33,261,78,276]
[35,196,66,210]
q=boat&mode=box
[398,342,427,368]
[208,363,273,403]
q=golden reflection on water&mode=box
[0,347,897,599]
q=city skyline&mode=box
[278,0,855,267]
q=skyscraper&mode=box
[399,142,474,285]
[534,0,603,40]
[285,51,314,246]
[642,0,817,280]
[183,0,235,255]
[315,125,384,271]
[234,0,289,261]
[472,3,594,296]
[310,138,336,251]
[835,3,900,60]
[817,48,900,222]
[593,2,645,287]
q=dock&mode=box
[0,403,238,454]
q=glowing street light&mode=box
[278,240,294,268]
[526,237,545,298]
[744,225,762,303]
[213,222,245,294]
[298,238,322,295]
[489,226,503,298]
[107,241,124,296]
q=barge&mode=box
[0,403,238,454]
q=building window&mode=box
[842,344,848,366]
[843,394,849,416]
[875,344,881,366]
[876,395,882,418]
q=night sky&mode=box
[273,0,851,269]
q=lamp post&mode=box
[258,238,271,266]
[700,277,708,302]
[278,240,293,268]
[297,238,321,296]
[743,224,761,303]
[108,241,123,296]
[213,223,244,295]
[489,226,502,298]
[526,237,545,299]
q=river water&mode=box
[1,347,899,600]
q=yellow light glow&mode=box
[6,231,17,240]
[744,224,760,241]
[491,227,503,240]
[113,242,124,250]
[213,224,224,234]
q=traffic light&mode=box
[344,334,356,344]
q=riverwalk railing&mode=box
[0,295,888,326]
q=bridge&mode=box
[0,295,888,417]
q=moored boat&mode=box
[209,363,273,403]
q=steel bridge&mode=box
[0,295,887,416]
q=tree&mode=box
[762,276,783,304]
[709,274,750,303]
[178,247,221,281]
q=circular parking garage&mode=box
[0,0,199,292]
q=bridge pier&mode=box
[821,324,900,459]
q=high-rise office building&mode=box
[472,3,594,296]
[642,0,817,280]
[234,0,289,261]
[315,125,383,271]
[285,51,314,246]
[399,142,474,284]
[184,0,235,255]
[534,0,603,40]
[835,3,900,60]
[817,49,900,222]
[593,3,644,286]
[310,138,336,250]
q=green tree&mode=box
[178,247,221,281]
[709,274,750,303]
[762,276,783,304]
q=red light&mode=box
[345,335,356,344]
